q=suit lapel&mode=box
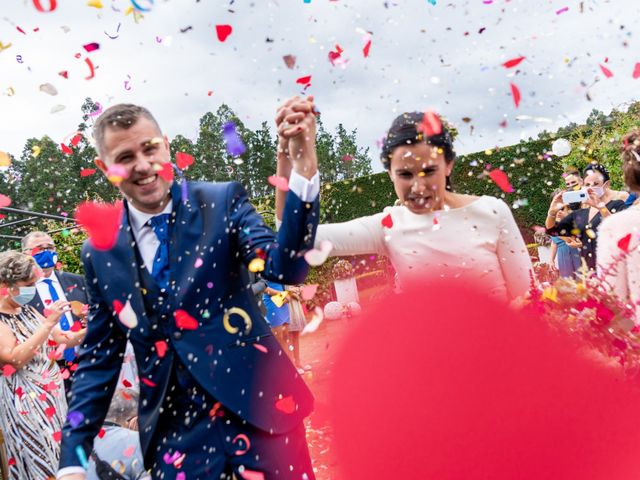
[169,180,200,287]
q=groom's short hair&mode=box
[93,104,161,157]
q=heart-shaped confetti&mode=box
[156,162,174,182]
[419,110,442,137]
[267,175,289,192]
[155,340,168,358]
[215,24,233,42]
[617,233,632,253]
[174,309,198,330]
[275,395,296,414]
[381,213,393,228]
[304,240,333,266]
[67,411,84,428]
[75,201,123,251]
[2,364,16,377]
[113,299,138,328]
[175,152,194,170]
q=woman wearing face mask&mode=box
[597,130,640,322]
[0,251,86,480]
[546,163,627,271]
[275,111,533,302]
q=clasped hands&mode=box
[275,95,318,180]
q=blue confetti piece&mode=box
[427,0,436,4]
[68,411,85,428]
[222,121,246,157]
[75,444,89,469]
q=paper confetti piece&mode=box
[75,445,89,469]
[301,284,318,300]
[156,162,174,181]
[296,75,312,87]
[418,110,442,137]
[270,291,289,308]
[67,411,84,428]
[556,6,569,14]
[304,240,333,266]
[155,340,167,358]
[381,213,393,228]
[39,83,58,95]
[510,82,521,108]
[174,310,198,330]
[239,470,265,480]
[70,133,82,146]
[141,377,157,387]
[80,168,96,177]
[302,307,323,335]
[215,24,233,42]
[175,152,194,169]
[106,164,128,185]
[113,300,138,328]
[283,55,296,69]
[599,64,614,78]
[223,307,252,335]
[502,56,525,68]
[52,431,62,442]
[83,42,99,52]
[87,0,103,8]
[363,36,372,58]
[75,201,123,250]
[618,233,632,253]
[253,343,268,353]
[33,0,57,12]
[267,175,289,192]
[633,63,640,79]
[2,364,16,377]
[130,0,154,11]
[232,433,251,455]
[488,169,514,193]
[222,122,246,157]
[0,152,10,167]
[248,257,265,273]
[69,301,85,316]
[275,395,296,414]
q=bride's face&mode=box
[388,143,452,214]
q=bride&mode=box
[274,105,533,302]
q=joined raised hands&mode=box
[275,95,318,180]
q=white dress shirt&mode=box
[56,172,319,479]
[36,272,74,327]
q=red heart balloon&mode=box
[75,201,123,251]
[215,24,233,42]
[330,281,640,480]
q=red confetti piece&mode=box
[61,143,72,155]
[363,38,372,58]
[157,162,174,181]
[44,406,56,418]
[296,75,312,86]
[122,379,132,388]
[80,168,96,177]
[502,56,525,68]
[52,431,62,442]
[2,364,16,377]
[174,309,198,330]
[0,194,11,208]
[618,233,632,253]
[510,82,521,108]
[239,470,265,480]
[58,70,68,79]
[141,377,157,387]
[75,201,123,251]
[267,175,289,192]
[633,63,640,79]
[253,343,268,353]
[418,110,443,137]
[275,395,296,414]
[175,152,194,170]
[232,433,251,455]
[15,387,24,399]
[215,24,233,42]
[98,428,106,438]
[328,44,344,66]
[84,57,95,80]
[599,64,614,78]
[70,321,82,332]
[113,299,124,314]
[155,340,168,358]
[283,55,296,69]
[7,458,16,467]
[82,42,100,52]
[489,169,514,193]
[33,0,57,12]
[16,26,26,35]
[70,134,82,146]
[381,213,393,228]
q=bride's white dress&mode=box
[315,195,533,301]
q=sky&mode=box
[0,0,638,173]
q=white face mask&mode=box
[592,186,605,198]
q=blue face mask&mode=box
[33,250,58,269]
[12,286,36,305]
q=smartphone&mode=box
[562,189,588,205]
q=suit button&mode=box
[173,331,182,340]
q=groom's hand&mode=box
[275,96,318,180]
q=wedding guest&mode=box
[548,196,582,278]
[547,164,627,271]
[0,251,85,480]
[286,285,311,375]
[275,111,533,301]
[563,167,583,191]
[263,281,291,354]
[597,130,640,321]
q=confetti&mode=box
[39,83,58,95]
[510,82,521,108]
[222,121,246,157]
[502,56,525,68]
[194,257,203,268]
[67,411,84,428]
[130,0,154,11]
[617,233,632,253]
[106,164,128,185]
[215,24,233,42]
[328,44,346,67]
[633,63,640,79]
[52,431,62,442]
[267,175,289,192]
[75,201,123,250]
[488,169,514,193]
[283,55,296,69]
[83,57,95,80]
[418,110,442,137]
[0,41,12,52]
[239,470,265,480]
[33,0,57,12]
[232,433,251,455]
[80,168,96,177]
[275,395,296,414]
[141,377,157,387]
[599,64,614,78]
[223,307,252,335]
[75,446,89,469]
[2,364,16,377]
[0,152,10,167]
[175,309,199,330]
[175,152,194,169]
[304,240,333,266]
[83,42,100,52]
[381,213,393,228]
[113,300,138,328]
[248,257,265,273]
[87,0,103,7]
[296,75,312,87]
[253,343,268,353]
[270,291,289,308]
[556,6,569,14]
[363,36,372,57]
[156,162,174,181]
[301,307,323,335]
[155,340,167,358]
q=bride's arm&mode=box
[314,214,388,257]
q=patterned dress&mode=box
[0,307,67,479]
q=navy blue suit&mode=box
[60,180,319,478]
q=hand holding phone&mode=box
[561,189,587,205]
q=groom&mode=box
[58,98,320,479]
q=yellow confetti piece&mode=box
[223,307,252,335]
[87,0,103,7]
[484,149,493,155]
[0,151,10,167]
[0,41,12,52]
[31,145,41,157]
[542,286,558,303]
[5,87,15,96]
[248,257,265,273]
[586,229,596,240]
[270,291,289,308]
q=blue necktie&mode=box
[149,213,171,290]
[43,278,75,362]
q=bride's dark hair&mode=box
[381,112,456,189]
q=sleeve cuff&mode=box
[288,170,320,202]
[57,466,87,479]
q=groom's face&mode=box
[96,117,173,214]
